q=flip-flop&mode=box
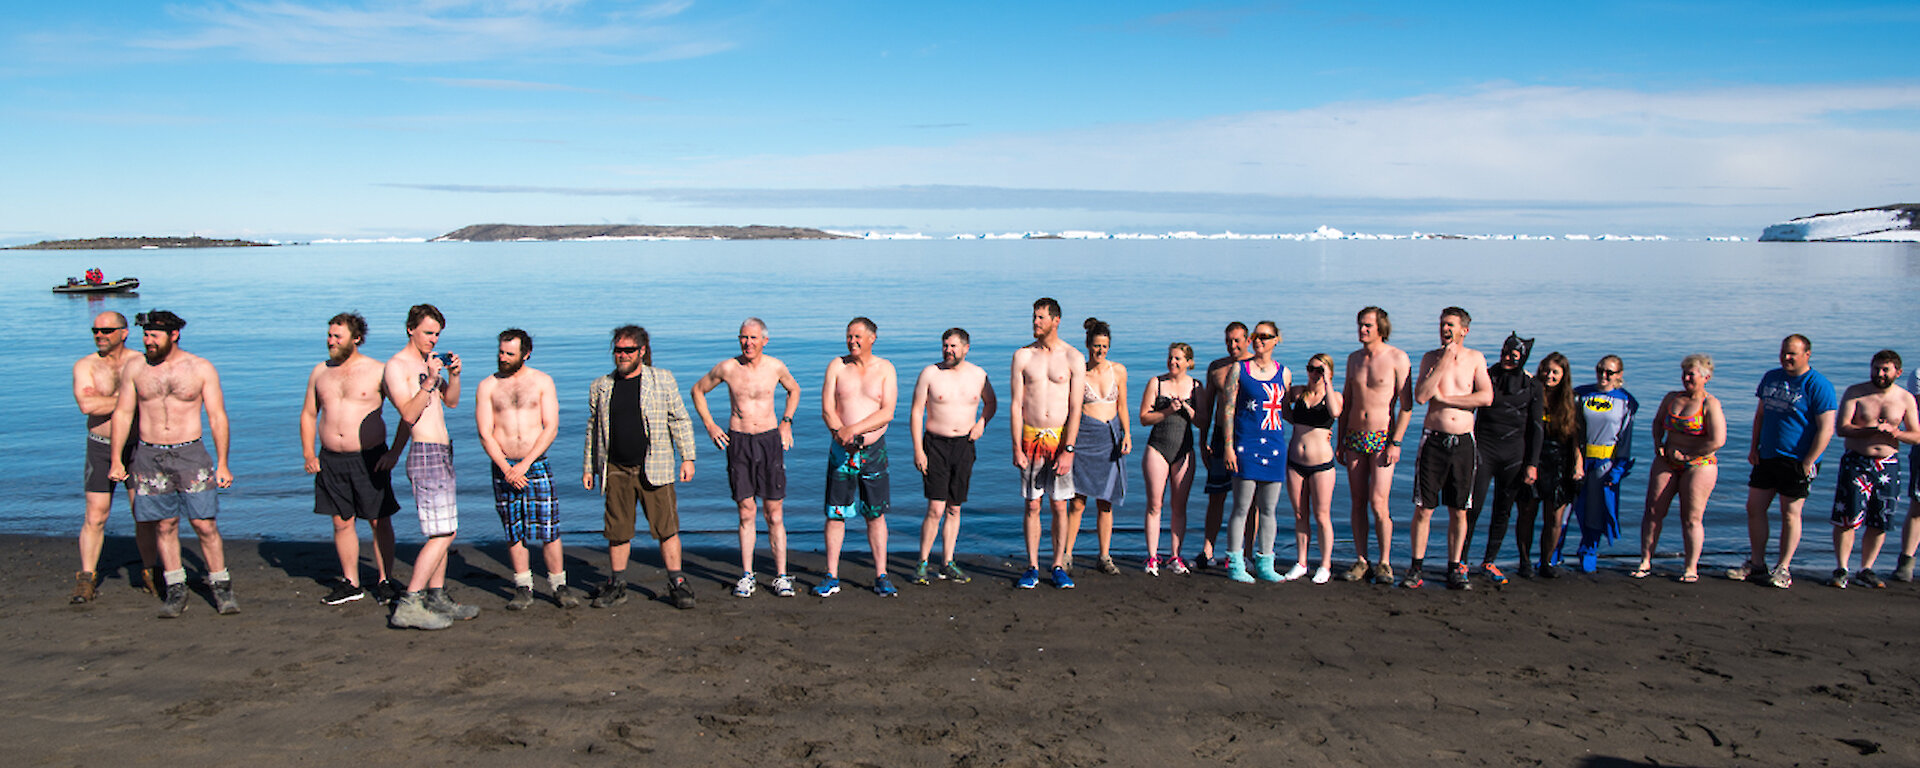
[1629,567,1652,579]
[1676,573,1698,583]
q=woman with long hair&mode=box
[1519,352,1583,577]
[1139,343,1199,574]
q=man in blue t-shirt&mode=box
[1731,334,1838,589]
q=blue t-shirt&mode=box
[1754,367,1837,460]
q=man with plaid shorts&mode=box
[477,328,573,610]
[384,304,478,630]
[1827,350,1920,588]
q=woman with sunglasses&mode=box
[1220,321,1292,582]
[1284,353,1342,584]
[1521,352,1583,577]
[1558,355,1637,573]
[1633,354,1724,582]
[1139,343,1199,574]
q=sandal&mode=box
[1629,566,1652,579]
[1676,573,1698,583]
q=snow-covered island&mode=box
[1759,204,1920,242]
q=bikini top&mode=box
[1287,395,1335,429]
[1666,405,1705,437]
[1083,373,1119,405]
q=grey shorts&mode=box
[84,433,132,494]
[406,442,459,537]
[130,440,219,523]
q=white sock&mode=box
[547,571,566,591]
[513,571,533,588]
[164,569,187,586]
[208,569,230,583]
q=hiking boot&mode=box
[210,580,240,615]
[911,561,933,586]
[733,572,757,598]
[668,577,696,609]
[388,592,452,630]
[1052,566,1076,589]
[590,581,629,608]
[505,585,536,611]
[1446,563,1471,591]
[1098,557,1122,575]
[772,574,797,597]
[322,580,367,605]
[1895,555,1915,583]
[157,582,189,619]
[1017,568,1040,589]
[372,579,402,605]
[813,576,842,598]
[71,571,98,604]
[1831,568,1850,589]
[425,588,480,620]
[1855,569,1886,589]
[1342,560,1370,582]
[1767,564,1793,589]
[873,574,899,597]
[941,561,971,583]
[553,585,581,609]
[138,566,162,597]
[1481,563,1509,587]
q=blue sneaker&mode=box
[813,576,841,598]
[1052,566,1075,589]
[873,574,898,597]
[1017,568,1040,589]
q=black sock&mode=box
[668,570,685,584]
[1410,557,1425,573]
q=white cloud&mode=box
[138,0,731,64]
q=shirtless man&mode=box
[71,311,159,603]
[1337,307,1413,585]
[1826,350,1920,588]
[909,328,997,585]
[693,317,802,598]
[815,317,900,598]
[476,329,573,609]
[1011,298,1087,590]
[300,312,405,606]
[106,310,237,618]
[383,304,478,630]
[1402,307,1494,590]
[1192,322,1250,568]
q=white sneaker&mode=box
[733,572,756,598]
[1143,555,1160,576]
[772,573,796,597]
[1281,562,1309,581]
[1311,566,1332,585]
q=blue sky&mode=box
[4,1,1917,241]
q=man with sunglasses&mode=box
[584,326,699,609]
[71,312,160,603]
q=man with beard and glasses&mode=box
[107,310,238,618]
[583,325,699,609]
[300,312,406,606]
[383,303,476,630]
[476,329,572,610]
[1825,350,1920,588]
[71,311,160,603]
[1460,332,1543,586]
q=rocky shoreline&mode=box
[8,236,275,250]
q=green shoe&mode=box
[940,561,970,584]
[911,561,933,586]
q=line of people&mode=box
[65,300,1920,630]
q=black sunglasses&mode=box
[613,346,641,355]
[92,327,126,335]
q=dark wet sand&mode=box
[9,532,1918,767]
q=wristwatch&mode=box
[1063,445,1076,453]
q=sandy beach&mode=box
[9,532,1918,766]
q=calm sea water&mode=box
[10,239,1920,570]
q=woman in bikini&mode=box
[1068,318,1131,575]
[1633,354,1725,582]
[1520,352,1583,578]
[1139,343,1198,575]
[1221,320,1292,583]
[1285,353,1342,584]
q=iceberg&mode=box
[1759,205,1920,242]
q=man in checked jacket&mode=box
[583,325,699,609]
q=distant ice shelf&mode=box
[1759,205,1920,242]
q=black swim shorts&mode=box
[726,428,787,502]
